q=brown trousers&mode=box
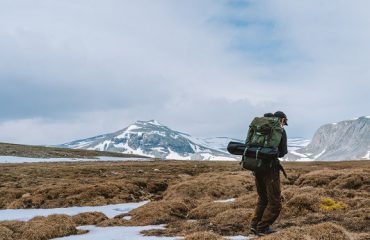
[250,167,282,230]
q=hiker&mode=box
[250,111,288,236]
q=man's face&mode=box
[280,118,286,128]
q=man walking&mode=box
[250,111,288,236]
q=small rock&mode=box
[154,169,160,172]
[22,193,31,198]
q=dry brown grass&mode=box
[0,160,240,209]
[128,199,195,225]
[71,212,108,225]
[0,142,143,159]
[260,222,353,240]
[163,171,254,201]
[0,214,77,240]
[97,218,128,227]
[0,160,369,239]
[297,168,370,191]
[188,201,233,219]
[0,226,13,240]
[209,208,253,235]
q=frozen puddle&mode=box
[52,225,179,240]
[0,201,148,221]
[0,156,150,164]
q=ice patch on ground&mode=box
[214,198,236,203]
[200,153,237,161]
[225,236,250,240]
[0,201,149,221]
[52,225,179,240]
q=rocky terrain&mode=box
[0,160,369,239]
[285,116,370,161]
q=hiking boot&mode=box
[257,226,276,236]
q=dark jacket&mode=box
[278,129,288,158]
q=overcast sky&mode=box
[1,0,369,145]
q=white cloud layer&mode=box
[0,0,369,144]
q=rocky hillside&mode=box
[285,116,370,161]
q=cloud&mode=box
[0,0,369,144]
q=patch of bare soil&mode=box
[0,160,369,239]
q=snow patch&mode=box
[151,147,167,153]
[0,201,149,221]
[314,148,326,159]
[296,157,314,162]
[362,150,370,159]
[200,153,237,161]
[214,198,236,203]
[290,151,308,158]
[167,149,190,160]
[225,236,250,240]
[92,140,112,151]
[53,225,177,240]
[147,120,162,126]
[52,225,179,240]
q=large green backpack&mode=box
[241,117,283,171]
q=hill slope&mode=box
[285,116,370,161]
[0,142,145,159]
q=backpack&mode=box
[240,117,283,171]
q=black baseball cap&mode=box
[274,111,288,126]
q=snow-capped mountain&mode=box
[284,116,370,161]
[287,138,311,151]
[59,120,240,160]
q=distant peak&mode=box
[135,120,162,126]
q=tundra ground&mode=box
[0,160,369,240]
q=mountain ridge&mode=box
[284,116,370,161]
[59,120,240,160]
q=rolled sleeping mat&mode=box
[227,141,279,160]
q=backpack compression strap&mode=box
[278,163,288,179]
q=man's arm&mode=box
[278,129,288,158]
